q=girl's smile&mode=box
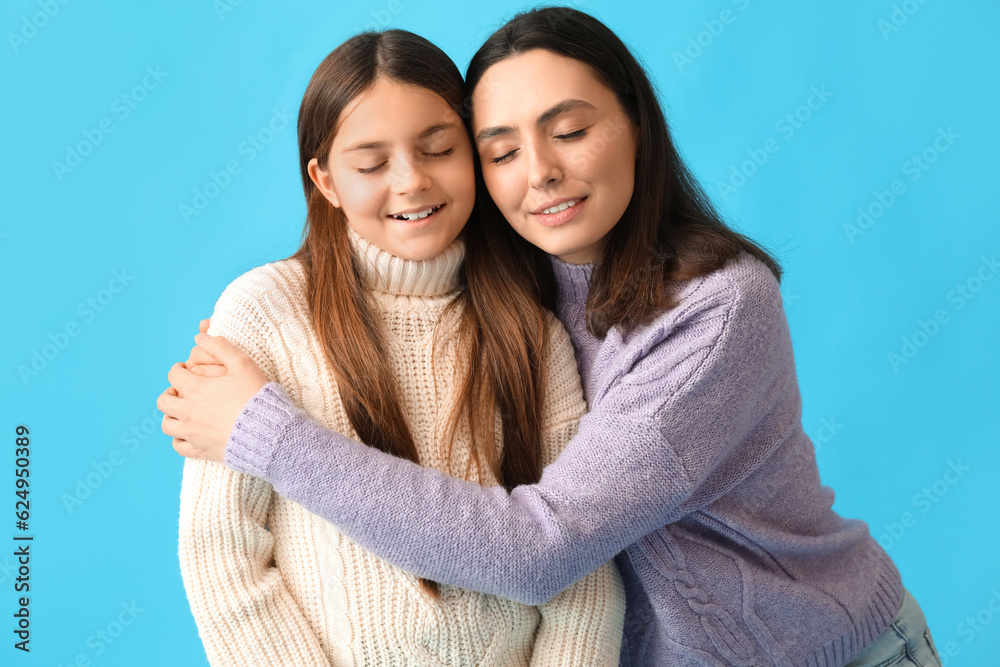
[388,202,445,224]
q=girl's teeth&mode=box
[542,200,577,215]
[393,205,439,221]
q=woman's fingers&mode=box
[161,412,185,438]
[167,362,206,397]
[189,364,227,378]
[157,385,186,417]
[199,318,211,334]
[172,436,199,458]
[186,343,222,368]
[193,334,251,370]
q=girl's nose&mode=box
[390,157,433,195]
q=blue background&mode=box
[3,0,997,664]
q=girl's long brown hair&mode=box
[288,31,550,596]
[466,8,783,337]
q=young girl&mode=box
[170,29,625,666]
[163,9,941,667]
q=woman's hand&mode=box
[158,329,268,463]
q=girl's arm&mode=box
[195,257,787,605]
[527,317,624,665]
[178,281,331,666]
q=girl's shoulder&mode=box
[214,258,308,322]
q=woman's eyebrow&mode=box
[475,98,597,145]
[536,98,596,125]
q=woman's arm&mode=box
[177,280,331,666]
[173,257,789,605]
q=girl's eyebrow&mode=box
[344,123,458,153]
[475,98,596,145]
[419,122,457,138]
[344,140,388,153]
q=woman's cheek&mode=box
[498,165,527,213]
[568,140,601,174]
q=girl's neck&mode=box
[346,225,464,297]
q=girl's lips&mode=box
[388,203,445,224]
[532,197,587,227]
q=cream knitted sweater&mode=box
[177,228,625,666]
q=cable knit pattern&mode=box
[222,251,905,666]
[179,229,625,666]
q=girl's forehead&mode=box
[334,79,461,144]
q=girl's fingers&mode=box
[199,318,211,334]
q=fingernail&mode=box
[194,333,209,342]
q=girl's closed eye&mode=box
[357,161,388,175]
[423,147,454,158]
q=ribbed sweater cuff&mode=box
[224,382,299,480]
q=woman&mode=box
[162,8,941,667]
[169,28,624,666]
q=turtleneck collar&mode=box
[346,225,465,297]
[549,254,594,306]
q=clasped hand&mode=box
[157,319,268,463]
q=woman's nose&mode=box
[527,143,563,190]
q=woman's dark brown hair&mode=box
[289,30,551,596]
[466,7,783,337]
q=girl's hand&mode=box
[158,333,268,463]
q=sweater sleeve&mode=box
[179,275,331,666]
[529,315,625,666]
[225,257,789,606]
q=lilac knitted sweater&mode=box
[225,252,903,666]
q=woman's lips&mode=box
[532,197,587,227]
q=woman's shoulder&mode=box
[620,252,783,346]
[593,253,789,403]
[672,252,783,322]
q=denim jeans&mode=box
[844,588,942,667]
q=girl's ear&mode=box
[307,157,340,208]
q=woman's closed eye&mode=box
[555,128,588,140]
[490,148,519,165]
[489,128,589,165]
